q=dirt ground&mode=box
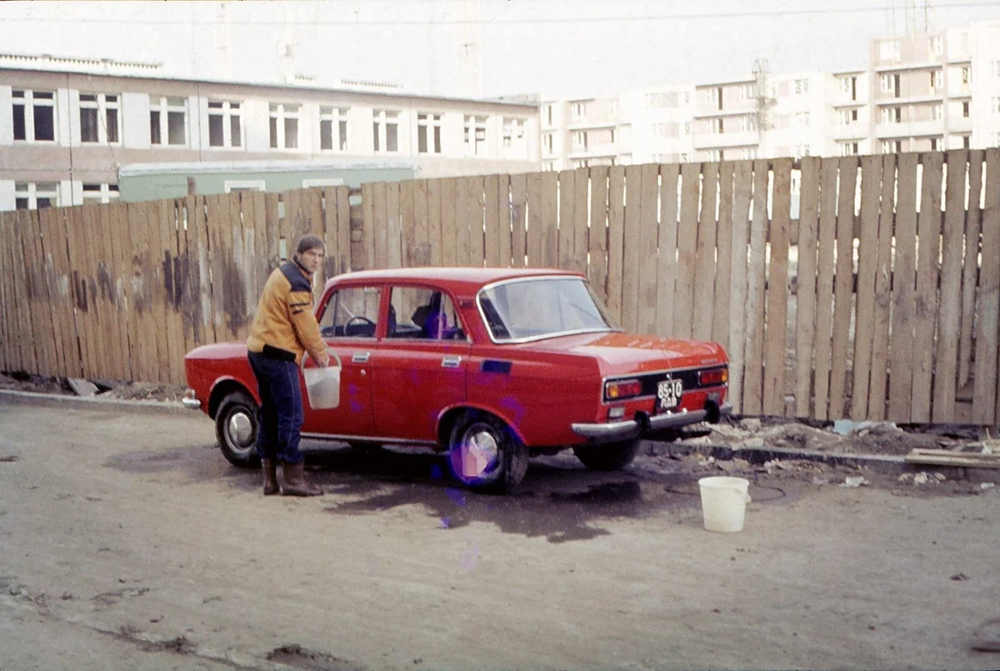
[1,401,998,670]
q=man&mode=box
[247,234,330,496]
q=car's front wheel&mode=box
[447,411,528,494]
[572,439,641,471]
[215,390,261,468]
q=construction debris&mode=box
[905,448,1000,470]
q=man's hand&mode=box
[314,352,331,368]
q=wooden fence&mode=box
[1,150,998,426]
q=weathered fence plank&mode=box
[829,157,858,420]
[693,162,719,342]
[868,154,897,421]
[655,164,680,340]
[637,163,660,335]
[974,149,1000,425]
[959,151,984,388]
[726,161,753,413]
[887,154,919,423]
[911,152,944,423]
[850,155,883,420]
[742,160,770,416]
[763,158,792,416]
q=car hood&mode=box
[524,331,727,376]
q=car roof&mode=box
[325,267,585,294]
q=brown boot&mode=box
[261,459,279,496]
[281,461,322,496]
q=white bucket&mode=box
[302,350,341,410]
[698,476,751,533]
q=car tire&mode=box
[572,439,642,471]
[447,411,528,494]
[215,390,261,468]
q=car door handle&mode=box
[441,355,462,368]
[352,352,370,364]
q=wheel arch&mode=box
[208,376,258,419]
[436,403,527,449]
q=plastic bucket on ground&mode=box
[302,350,342,410]
[698,476,751,533]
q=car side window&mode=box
[319,286,381,338]
[387,286,465,341]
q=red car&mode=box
[183,268,731,493]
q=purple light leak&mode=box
[430,464,443,480]
[445,488,467,507]
[439,517,451,529]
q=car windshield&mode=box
[477,277,620,342]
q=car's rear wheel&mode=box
[447,411,528,494]
[572,439,641,471]
[215,390,261,468]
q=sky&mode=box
[2,0,1000,99]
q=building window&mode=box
[794,144,811,159]
[683,121,691,136]
[739,84,754,102]
[208,101,242,148]
[707,149,721,162]
[709,118,723,135]
[417,113,442,154]
[963,136,970,149]
[268,103,299,150]
[372,110,399,153]
[320,106,349,152]
[82,183,119,204]
[930,137,940,151]
[15,182,59,210]
[572,130,588,150]
[742,147,757,160]
[840,109,859,125]
[79,93,120,144]
[572,102,587,119]
[932,103,943,120]
[840,142,859,156]
[740,115,757,132]
[994,97,1000,114]
[929,36,943,55]
[12,90,56,143]
[881,107,902,124]
[930,70,943,91]
[881,139,903,154]
[994,60,1000,77]
[544,133,554,154]
[502,117,525,154]
[224,180,266,193]
[963,101,970,118]
[961,66,971,85]
[546,105,553,125]
[150,96,187,146]
[301,178,344,188]
[793,111,810,127]
[463,115,487,156]
[794,78,810,95]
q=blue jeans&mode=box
[248,351,305,464]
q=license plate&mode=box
[657,379,683,410]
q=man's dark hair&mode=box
[295,234,325,255]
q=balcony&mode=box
[949,116,973,133]
[876,119,944,138]
[567,142,617,159]
[831,124,868,141]
[692,130,758,150]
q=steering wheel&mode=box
[345,316,376,332]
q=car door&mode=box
[371,285,471,444]
[300,284,381,439]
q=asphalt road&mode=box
[0,401,998,670]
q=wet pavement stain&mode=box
[106,440,707,542]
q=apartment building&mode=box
[541,19,1000,171]
[0,54,540,212]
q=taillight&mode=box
[699,368,728,386]
[605,379,643,400]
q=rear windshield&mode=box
[477,277,619,342]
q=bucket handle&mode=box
[744,492,752,503]
[301,347,342,371]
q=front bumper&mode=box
[182,389,202,410]
[571,402,732,444]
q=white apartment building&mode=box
[0,54,540,212]
[541,19,1000,171]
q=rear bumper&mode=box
[571,402,731,444]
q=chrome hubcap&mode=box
[455,427,499,479]
[228,411,254,450]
